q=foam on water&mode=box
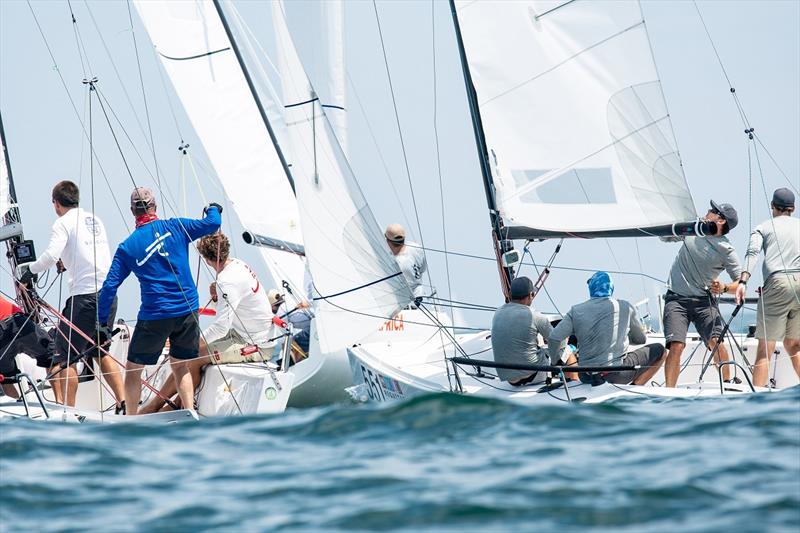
[1,388,799,531]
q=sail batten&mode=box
[454,0,697,237]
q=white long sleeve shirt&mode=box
[202,259,275,347]
[29,208,111,297]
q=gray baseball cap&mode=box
[509,276,534,299]
[710,200,738,231]
[772,187,795,208]
[130,187,156,210]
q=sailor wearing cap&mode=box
[491,276,572,386]
[661,200,743,387]
[736,187,800,386]
[384,224,428,301]
[98,186,222,414]
[268,288,314,359]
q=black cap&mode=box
[509,276,534,299]
[772,187,795,208]
[710,200,738,231]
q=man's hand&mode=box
[709,279,726,295]
[734,283,747,305]
[209,281,218,303]
[203,202,223,216]
[56,259,66,274]
[16,263,37,287]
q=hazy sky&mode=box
[1,0,798,332]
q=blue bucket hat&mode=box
[587,271,614,298]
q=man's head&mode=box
[509,276,535,305]
[130,186,157,216]
[771,187,795,216]
[197,232,230,272]
[268,289,284,313]
[51,180,79,215]
[707,200,738,236]
[384,223,406,256]
[587,271,614,298]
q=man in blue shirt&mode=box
[98,187,221,415]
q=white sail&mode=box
[0,133,10,220]
[455,0,696,235]
[272,1,412,353]
[320,0,347,153]
[132,0,306,294]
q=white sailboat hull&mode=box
[347,311,799,404]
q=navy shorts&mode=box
[662,291,723,347]
[128,312,200,366]
[53,293,117,366]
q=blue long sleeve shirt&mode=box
[98,208,221,323]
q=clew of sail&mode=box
[454,0,697,238]
[271,1,412,353]
[132,0,306,295]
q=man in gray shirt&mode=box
[491,276,573,386]
[549,271,665,385]
[735,188,800,386]
[662,200,742,387]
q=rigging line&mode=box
[523,247,562,316]
[149,44,184,141]
[371,0,433,290]
[88,75,105,412]
[82,0,153,146]
[633,237,651,317]
[404,243,668,283]
[431,0,455,337]
[753,134,799,194]
[570,168,622,270]
[345,71,414,232]
[26,1,131,232]
[126,0,161,189]
[66,0,89,78]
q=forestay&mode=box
[133,0,306,295]
[454,0,696,237]
[271,1,412,353]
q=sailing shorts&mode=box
[580,344,665,385]
[662,291,722,347]
[53,293,117,367]
[128,312,199,366]
[755,272,800,341]
[205,330,269,365]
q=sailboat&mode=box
[132,0,440,407]
[347,0,798,404]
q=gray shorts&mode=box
[663,292,722,347]
[755,272,800,341]
[578,344,665,385]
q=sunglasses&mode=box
[709,207,726,220]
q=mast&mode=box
[212,0,296,194]
[448,0,513,298]
[0,110,36,314]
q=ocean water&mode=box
[1,389,799,532]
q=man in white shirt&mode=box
[26,181,124,408]
[384,223,428,301]
[140,232,276,412]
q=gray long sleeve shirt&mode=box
[742,215,800,281]
[490,302,555,381]
[548,297,646,367]
[666,236,742,297]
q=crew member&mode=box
[0,298,55,399]
[98,187,221,415]
[661,201,742,387]
[491,276,574,386]
[735,188,800,385]
[268,289,313,362]
[549,272,666,385]
[23,181,124,408]
[384,223,427,300]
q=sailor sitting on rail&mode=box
[549,272,666,386]
[0,298,55,399]
[491,276,576,387]
[384,223,427,301]
[140,232,276,413]
[268,288,313,365]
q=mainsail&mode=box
[453,0,697,239]
[271,1,411,352]
[132,0,306,295]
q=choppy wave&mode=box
[1,388,799,531]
